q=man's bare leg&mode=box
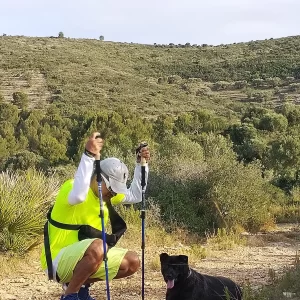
[64,239,106,295]
[81,250,140,286]
[114,251,140,279]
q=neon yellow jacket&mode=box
[40,179,124,270]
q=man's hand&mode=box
[85,132,104,159]
[136,142,150,163]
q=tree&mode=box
[5,150,48,171]
[280,104,300,126]
[0,103,19,126]
[12,91,29,109]
[257,113,288,132]
[0,92,4,103]
[58,31,64,38]
[268,134,300,178]
[153,115,174,139]
[99,35,104,41]
[39,135,67,164]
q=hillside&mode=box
[1,35,300,117]
[1,34,300,240]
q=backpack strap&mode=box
[43,220,54,280]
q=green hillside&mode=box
[1,35,300,116]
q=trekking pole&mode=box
[140,145,147,300]
[95,152,111,300]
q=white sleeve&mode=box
[122,164,149,204]
[68,154,95,205]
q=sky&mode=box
[0,0,299,46]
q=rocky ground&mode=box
[0,223,299,300]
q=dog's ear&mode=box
[178,255,188,264]
[160,253,169,263]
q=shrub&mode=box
[196,86,211,96]
[213,81,231,90]
[0,169,60,253]
[257,113,288,132]
[4,151,49,171]
[167,75,182,84]
[206,162,277,232]
[288,83,300,92]
[234,80,248,89]
[157,77,167,84]
[266,77,281,87]
[12,91,29,109]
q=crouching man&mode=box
[41,132,150,300]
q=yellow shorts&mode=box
[56,238,127,283]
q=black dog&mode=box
[160,253,242,300]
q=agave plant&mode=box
[0,169,60,253]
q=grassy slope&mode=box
[0,35,300,117]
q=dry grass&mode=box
[0,253,31,279]
[205,228,246,250]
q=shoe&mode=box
[62,284,95,300]
[78,284,96,300]
[60,293,79,300]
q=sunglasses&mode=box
[108,186,117,196]
[101,172,117,196]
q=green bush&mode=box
[149,133,278,233]
[4,151,49,171]
[206,162,277,231]
[257,113,288,132]
[12,91,28,109]
[0,169,60,253]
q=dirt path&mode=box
[0,224,299,300]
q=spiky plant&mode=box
[0,169,60,253]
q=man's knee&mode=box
[85,239,105,266]
[125,251,140,274]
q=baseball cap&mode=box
[100,158,129,194]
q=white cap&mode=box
[100,158,129,194]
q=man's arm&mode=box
[121,164,149,204]
[121,143,150,204]
[68,154,95,205]
[68,132,103,205]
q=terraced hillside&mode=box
[1,35,300,116]
[0,70,50,109]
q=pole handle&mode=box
[95,135,102,182]
[95,155,101,182]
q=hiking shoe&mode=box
[61,283,95,300]
[60,293,79,300]
[78,284,95,300]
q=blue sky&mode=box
[0,0,299,45]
